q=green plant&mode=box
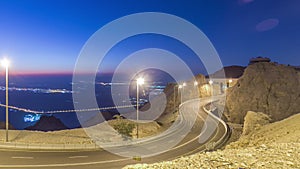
[113,120,135,139]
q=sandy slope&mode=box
[124,113,300,169]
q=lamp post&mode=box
[173,84,177,112]
[194,81,198,98]
[178,85,183,103]
[182,82,186,102]
[136,77,144,139]
[1,59,9,142]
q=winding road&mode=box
[0,97,229,169]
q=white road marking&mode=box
[68,156,88,159]
[168,140,174,143]
[11,156,34,159]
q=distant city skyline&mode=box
[0,0,299,75]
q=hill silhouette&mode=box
[25,115,68,131]
[209,65,246,79]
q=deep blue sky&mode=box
[0,0,299,75]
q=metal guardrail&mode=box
[202,102,231,150]
[0,141,100,151]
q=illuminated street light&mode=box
[136,77,144,138]
[228,79,233,88]
[209,80,213,85]
[1,58,9,142]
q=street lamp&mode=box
[178,84,183,103]
[209,79,213,96]
[136,77,144,139]
[194,81,198,98]
[228,79,233,88]
[173,84,177,112]
[1,58,9,142]
[180,82,186,102]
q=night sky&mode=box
[0,0,299,75]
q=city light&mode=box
[137,77,145,85]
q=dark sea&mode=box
[0,73,171,130]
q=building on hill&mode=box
[249,56,271,65]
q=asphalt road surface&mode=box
[0,97,227,169]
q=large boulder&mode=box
[225,62,300,123]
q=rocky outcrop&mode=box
[225,62,300,123]
[242,111,270,135]
[25,115,68,131]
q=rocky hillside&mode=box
[225,62,300,123]
[124,112,300,169]
[25,115,68,131]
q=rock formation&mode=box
[225,62,300,123]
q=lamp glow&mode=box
[1,59,9,68]
[137,77,144,85]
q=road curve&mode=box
[0,97,229,169]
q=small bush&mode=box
[113,120,135,139]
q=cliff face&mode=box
[225,62,300,123]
